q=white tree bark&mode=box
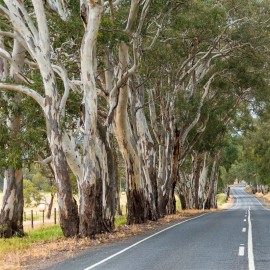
[133,78,158,220]
[78,0,104,237]
[0,40,24,238]
[114,41,147,224]
[45,0,70,21]
[2,0,80,237]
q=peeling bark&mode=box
[133,79,159,220]
[0,40,24,238]
[204,151,221,209]
[78,0,103,237]
[95,123,116,233]
[114,41,147,224]
[0,168,24,237]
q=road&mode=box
[48,186,270,270]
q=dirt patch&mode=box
[0,209,217,270]
[255,192,270,208]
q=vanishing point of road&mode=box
[48,185,270,270]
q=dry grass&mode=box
[0,191,227,269]
[255,192,270,207]
[245,185,253,194]
[0,209,216,270]
[0,192,128,232]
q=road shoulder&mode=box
[16,210,215,270]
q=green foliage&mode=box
[23,179,43,207]
[115,215,127,227]
[32,172,48,191]
[217,193,227,206]
[0,177,3,191]
[0,225,63,257]
[220,117,270,189]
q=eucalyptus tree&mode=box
[0,0,158,236]
[96,0,166,223]
[0,33,26,237]
[141,0,270,213]
[142,0,241,214]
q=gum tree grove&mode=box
[1,0,270,237]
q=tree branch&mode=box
[0,83,45,108]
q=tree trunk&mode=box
[95,123,116,232]
[78,0,103,237]
[157,144,167,216]
[167,129,180,214]
[132,79,159,220]
[114,41,147,224]
[204,151,221,209]
[0,40,24,238]
[50,143,79,236]
[198,153,209,209]
[114,149,123,216]
[46,192,55,219]
[189,151,204,209]
[0,168,24,237]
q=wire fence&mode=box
[23,208,60,229]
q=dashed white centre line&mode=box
[242,228,246,232]
[238,246,245,256]
[248,207,255,270]
[244,219,247,222]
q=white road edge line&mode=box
[248,206,255,270]
[238,246,245,256]
[84,213,207,270]
[254,197,270,211]
[242,228,246,232]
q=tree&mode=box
[23,179,42,207]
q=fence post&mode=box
[31,210,34,229]
[42,210,45,224]
[54,208,57,224]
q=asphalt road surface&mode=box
[48,186,270,270]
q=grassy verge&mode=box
[115,215,127,226]
[0,225,63,259]
[245,185,252,193]
[217,193,227,207]
[0,216,129,259]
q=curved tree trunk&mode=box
[132,79,159,220]
[0,40,24,238]
[0,168,23,237]
[78,0,103,237]
[114,41,147,224]
[95,123,116,232]
[49,136,79,236]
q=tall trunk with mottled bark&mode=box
[2,0,80,237]
[197,152,209,209]
[95,123,116,232]
[166,129,180,214]
[78,0,103,237]
[204,151,221,209]
[0,40,24,237]
[0,168,23,237]
[132,79,159,220]
[114,42,147,224]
